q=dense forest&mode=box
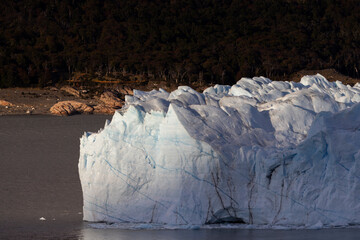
[0,0,360,88]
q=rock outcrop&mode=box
[117,86,133,95]
[60,86,81,98]
[50,101,93,116]
[93,105,116,114]
[99,91,124,108]
[0,100,14,107]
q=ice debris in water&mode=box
[79,74,360,228]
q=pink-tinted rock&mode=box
[50,101,93,116]
[60,86,81,97]
[117,86,133,95]
[124,86,133,95]
[93,105,116,114]
[0,100,14,107]
[100,91,123,108]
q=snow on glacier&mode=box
[79,74,360,228]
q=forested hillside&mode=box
[1,0,359,88]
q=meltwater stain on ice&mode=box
[78,74,360,228]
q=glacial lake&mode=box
[0,115,359,239]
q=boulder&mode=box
[0,100,14,107]
[93,105,116,114]
[60,86,81,98]
[50,101,93,116]
[117,86,133,95]
[124,86,133,95]
[100,91,123,108]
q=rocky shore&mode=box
[0,85,132,116]
[0,69,359,116]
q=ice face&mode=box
[79,74,360,228]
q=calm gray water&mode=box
[0,115,359,239]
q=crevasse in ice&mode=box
[79,74,360,227]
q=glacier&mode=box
[79,74,360,228]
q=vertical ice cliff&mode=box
[79,74,360,227]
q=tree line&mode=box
[0,0,359,88]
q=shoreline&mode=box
[0,87,114,116]
[1,68,359,116]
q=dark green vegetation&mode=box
[1,0,359,88]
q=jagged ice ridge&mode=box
[79,74,360,228]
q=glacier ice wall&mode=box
[79,74,360,227]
